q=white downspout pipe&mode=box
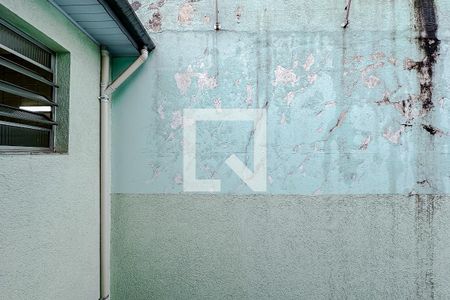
[99,47,149,300]
[105,47,149,95]
[99,48,111,300]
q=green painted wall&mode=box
[111,0,450,299]
[0,1,100,299]
[112,194,450,299]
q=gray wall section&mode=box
[0,1,100,299]
[112,194,450,299]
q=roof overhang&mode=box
[49,0,155,56]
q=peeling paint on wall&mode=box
[116,0,450,195]
[178,2,195,25]
[273,65,298,86]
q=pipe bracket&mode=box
[99,95,110,103]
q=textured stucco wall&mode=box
[112,194,450,299]
[0,1,100,299]
[111,0,450,299]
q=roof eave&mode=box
[98,0,155,54]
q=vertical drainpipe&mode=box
[99,48,111,300]
[99,46,149,300]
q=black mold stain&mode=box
[422,124,444,136]
[417,179,431,186]
[422,124,438,135]
[411,0,440,113]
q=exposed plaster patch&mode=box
[171,111,183,129]
[178,2,195,25]
[371,51,385,61]
[383,127,405,144]
[273,66,298,86]
[145,0,166,32]
[388,57,397,65]
[149,11,162,31]
[246,85,254,106]
[131,1,142,11]
[174,66,218,94]
[303,54,315,71]
[175,67,193,95]
[359,136,371,150]
[361,62,384,88]
[308,74,318,85]
[197,72,218,90]
[364,75,380,88]
[404,58,417,70]
[284,92,295,106]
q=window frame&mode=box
[0,18,58,153]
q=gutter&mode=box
[99,0,155,52]
[99,46,149,300]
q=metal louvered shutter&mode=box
[0,19,57,150]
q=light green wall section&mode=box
[112,194,450,299]
[0,1,100,299]
[110,0,450,298]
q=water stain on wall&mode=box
[411,1,440,298]
[411,0,440,116]
[415,194,441,299]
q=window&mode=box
[0,19,57,151]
